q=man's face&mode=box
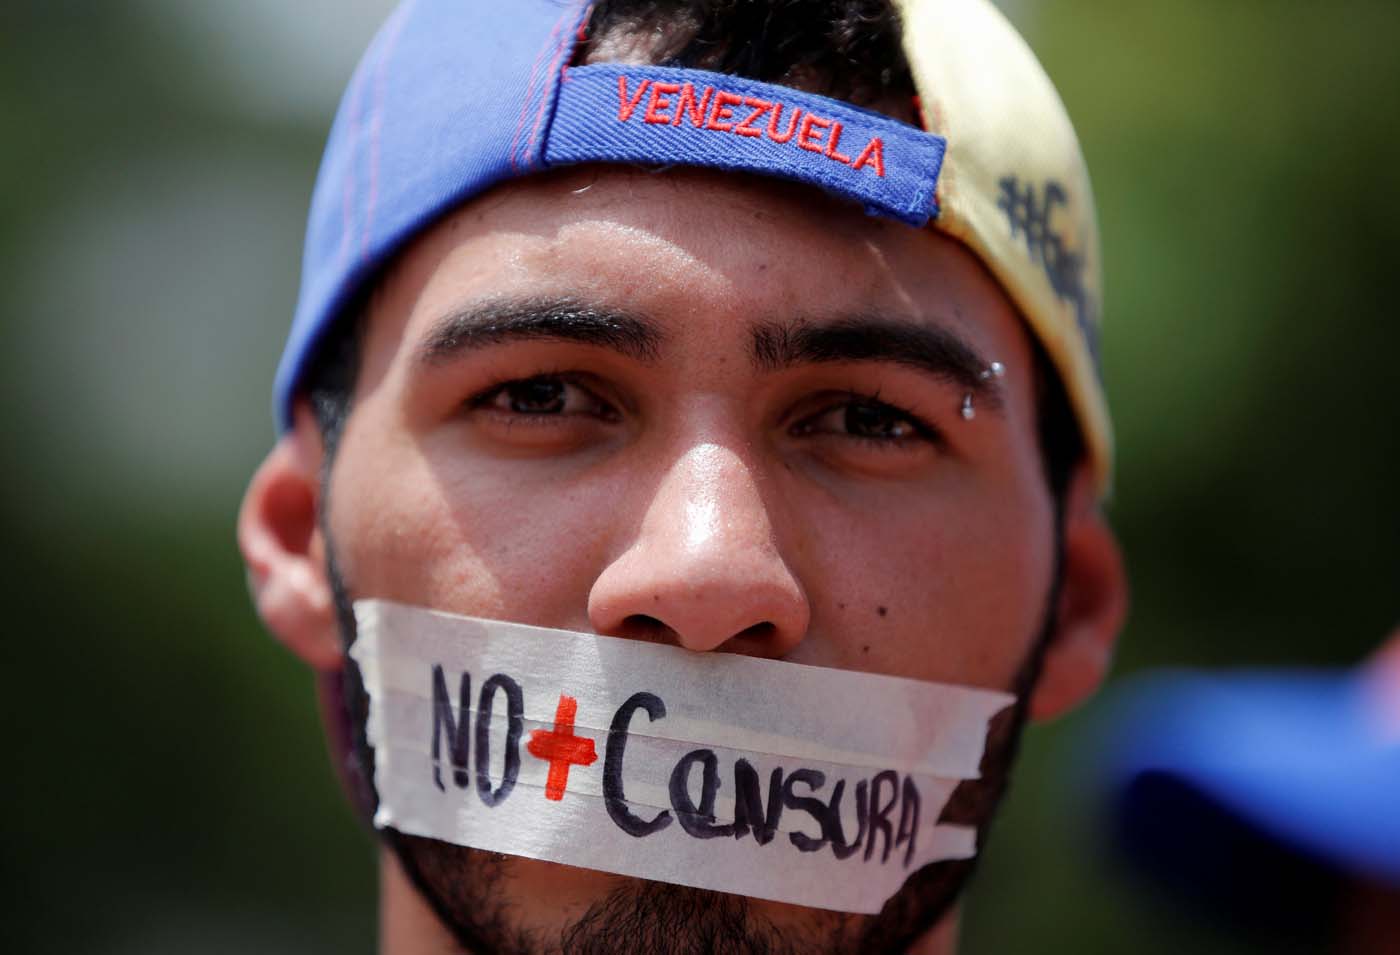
[323,166,1057,950]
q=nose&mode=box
[587,442,809,656]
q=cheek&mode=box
[786,479,1054,690]
[328,430,616,629]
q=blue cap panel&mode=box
[274,3,948,432]
[543,64,945,228]
[1099,670,1400,887]
[274,0,589,430]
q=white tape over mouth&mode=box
[350,599,1015,914]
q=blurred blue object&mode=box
[1095,655,1400,928]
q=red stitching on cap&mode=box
[823,120,853,164]
[704,90,743,132]
[606,72,892,180]
[338,66,365,272]
[523,3,584,166]
[362,0,414,263]
[733,97,772,137]
[617,75,651,122]
[766,103,801,143]
[852,137,885,177]
[796,114,831,153]
[509,15,558,173]
[643,82,681,124]
[672,83,713,127]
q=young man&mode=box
[238,0,1127,952]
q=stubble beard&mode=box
[323,544,1050,955]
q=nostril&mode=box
[735,622,776,642]
[618,614,672,642]
[614,614,778,649]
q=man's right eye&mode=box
[470,374,619,421]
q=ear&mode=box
[237,400,343,671]
[1028,463,1129,721]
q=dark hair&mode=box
[578,0,912,107]
[306,296,364,471]
[306,0,1084,501]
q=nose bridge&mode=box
[663,441,766,558]
[587,437,809,654]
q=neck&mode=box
[380,847,462,955]
[378,847,961,954]
[909,911,960,955]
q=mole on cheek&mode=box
[877,606,888,618]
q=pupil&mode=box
[845,402,904,439]
[509,378,566,414]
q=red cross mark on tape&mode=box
[527,694,599,801]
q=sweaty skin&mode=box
[240,165,1126,954]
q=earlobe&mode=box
[1028,465,1129,721]
[237,403,343,671]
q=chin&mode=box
[388,830,972,955]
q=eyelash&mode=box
[792,390,944,449]
[467,374,941,448]
[468,371,617,418]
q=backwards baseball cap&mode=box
[1095,643,1400,905]
[275,0,1111,492]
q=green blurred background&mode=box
[2,2,1396,952]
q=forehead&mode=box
[361,165,1030,371]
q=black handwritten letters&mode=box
[430,665,523,801]
[654,753,921,866]
[996,175,1099,359]
[431,665,473,791]
[475,674,524,806]
[604,692,673,837]
[428,666,929,869]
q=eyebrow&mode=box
[416,298,664,366]
[750,315,1006,411]
[417,299,1003,410]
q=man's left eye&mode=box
[472,374,617,419]
[792,396,936,445]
